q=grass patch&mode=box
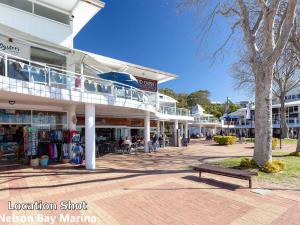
[245,138,298,145]
[212,151,300,187]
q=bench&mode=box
[193,164,258,188]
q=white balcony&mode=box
[0,51,193,121]
[0,51,154,112]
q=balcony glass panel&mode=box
[7,59,30,81]
[49,70,67,88]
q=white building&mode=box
[0,0,193,169]
[189,104,222,136]
[223,93,300,138]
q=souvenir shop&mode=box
[0,108,83,165]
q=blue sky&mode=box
[74,0,248,103]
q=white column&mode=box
[174,120,178,146]
[80,63,85,93]
[157,120,160,135]
[185,121,189,139]
[162,120,165,148]
[144,111,150,153]
[85,103,96,170]
[180,123,184,137]
[67,105,76,131]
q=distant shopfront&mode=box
[76,116,158,141]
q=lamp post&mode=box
[226,97,230,135]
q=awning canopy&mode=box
[73,49,177,84]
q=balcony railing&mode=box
[194,118,220,124]
[0,51,147,104]
[159,105,190,116]
[0,50,193,117]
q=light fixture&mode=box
[8,100,15,105]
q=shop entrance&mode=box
[0,124,26,163]
[0,108,68,164]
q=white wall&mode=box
[0,4,73,48]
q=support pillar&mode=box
[157,120,160,135]
[162,120,165,148]
[174,120,178,147]
[67,105,76,131]
[185,121,189,139]
[67,105,76,158]
[144,111,150,153]
[180,123,184,137]
[85,103,95,170]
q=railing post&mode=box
[47,67,51,86]
[130,87,133,100]
[80,63,84,93]
[4,54,8,77]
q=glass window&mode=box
[0,55,4,76]
[0,109,31,123]
[0,0,32,13]
[34,3,70,25]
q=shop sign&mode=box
[0,36,30,59]
[136,77,157,92]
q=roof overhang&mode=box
[74,49,177,83]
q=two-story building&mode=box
[0,0,193,169]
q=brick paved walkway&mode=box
[0,140,299,225]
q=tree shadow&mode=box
[0,167,193,191]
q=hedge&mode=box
[260,159,286,173]
[239,158,286,173]
[213,136,237,145]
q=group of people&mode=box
[116,133,168,154]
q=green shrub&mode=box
[240,158,258,168]
[260,159,286,173]
[289,152,300,157]
[272,138,279,150]
[213,136,237,145]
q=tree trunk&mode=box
[280,97,289,138]
[296,128,300,152]
[253,68,273,166]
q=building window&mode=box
[0,0,32,13]
[0,0,70,25]
[34,3,70,25]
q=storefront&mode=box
[0,108,68,162]
[76,116,158,142]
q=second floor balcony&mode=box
[0,50,192,119]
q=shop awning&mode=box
[73,49,177,84]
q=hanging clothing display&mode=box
[23,127,38,157]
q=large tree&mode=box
[232,44,300,139]
[179,0,298,165]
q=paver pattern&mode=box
[0,139,299,225]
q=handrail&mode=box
[0,50,146,94]
[159,105,190,116]
[0,50,148,103]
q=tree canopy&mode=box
[159,88,240,118]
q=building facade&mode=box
[223,94,300,138]
[0,0,193,169]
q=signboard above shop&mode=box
[0,36,30,59]
[136,77,157,92]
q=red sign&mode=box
[136,77,157,92]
